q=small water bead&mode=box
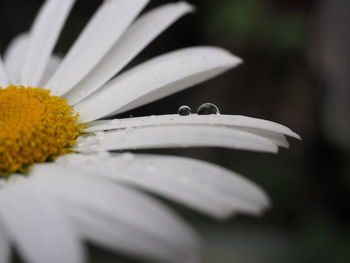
[178,105,191,116]
[197,103,220,115]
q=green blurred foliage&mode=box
[207,0,307,54]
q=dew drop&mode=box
[197,103,220,115]
[178,105,191,116]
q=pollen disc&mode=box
[0,86,84,176]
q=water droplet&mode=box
[197,103,220,115]
[150,115,156,119]
[178,105,191,116]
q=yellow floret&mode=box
[0,85,84,176]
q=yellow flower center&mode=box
[0,85,84,176]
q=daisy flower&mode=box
[0,1,300,263]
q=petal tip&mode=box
[287,130,302,140]
[219,48,243,67]
[229,54,243,67]
[179,1,197,13]
[204,46,244,68]
[294,132,302,140]
[271,147,279,154]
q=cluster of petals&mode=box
[0,1,300,263]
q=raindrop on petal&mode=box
[197,103,220,115]
[178,105,191,116]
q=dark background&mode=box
[1,0,349,262]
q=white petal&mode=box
[3,34,28,84]
[0,178,84,263]
[31,164,200,263]
[86,114,300,139]
[66,2,194,105]
[76,125,278,153]
[0,57,9,87]
[45,0,149,95]
[58,153,270,219]
[40,55,62,86]
[20,0,75,86]
[0,224,11,263]
[241,128,290,148]
[75,47,242,122]
[67,208,199,263]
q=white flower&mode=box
[0,1,300,263]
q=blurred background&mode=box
[1,0,349,262]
